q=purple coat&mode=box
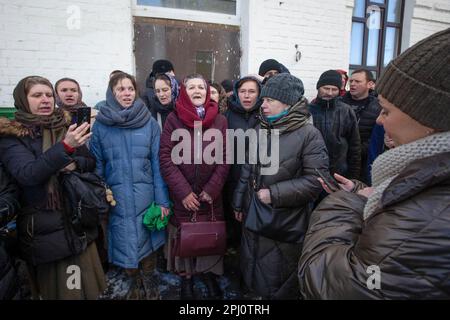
[160,112,230,225]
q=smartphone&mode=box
[314,168,341,192]
[76,107,91,133]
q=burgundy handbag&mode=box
[178,204,226,258]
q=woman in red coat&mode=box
[160,74,229,300]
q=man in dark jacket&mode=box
[342,69,381,184]
[0,162,20,299]
[309,70,361,179]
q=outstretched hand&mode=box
[318,173,355,194]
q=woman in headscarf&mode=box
[147,73,179,130]
[55,78,98,124]
[298,28,450,300]
[55,77,106,270]
[0,76,105,299]
[159,73,229,300]
[210,82,228,114]
[90,72,170,300]
[232,73,328,299]
[223,76,262,250]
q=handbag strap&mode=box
[190,202,216,222]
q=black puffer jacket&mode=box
[224,87,262,191]
[233,100,328,299]
[298,152,450,299]
[146,95,175,130]
[0,119,97,266]
[309,97,361,179]
[0,162,20,300]
[342,93,380,154]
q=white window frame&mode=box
[131,0,241,26]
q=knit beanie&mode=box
[260,73,304,106]
[259,59,282,77]
[316,70,342,89]
[152,59,174,75]
[377,28,450,131]
[221,79,234,93]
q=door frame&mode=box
[132,0,241,26]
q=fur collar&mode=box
[0,111,72,138]
[0,117,30,138]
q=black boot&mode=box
[180,277,195,300]
[203,273,222,300]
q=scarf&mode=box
[175,83,219,129]
[260,97,312,134]
[13,77,69,210]
[364,131,450,220]
[55,79,87,113]
[96,87,151,129]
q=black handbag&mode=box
[244,164,305,243]
[60,171,110,235]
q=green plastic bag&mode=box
[143,202,172,231]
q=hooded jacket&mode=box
[225,77,262,190]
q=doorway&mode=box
[134,17,241,90]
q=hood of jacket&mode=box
[229,76,263,114]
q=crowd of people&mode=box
[0,28,449,300]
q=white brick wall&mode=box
[1,0,449,107]
[0,0,134,107]
[242,0,354,100]
[410,0,450,46]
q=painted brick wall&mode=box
[410,0,450,46]
[0,0,134,107]
[1,0,449,107]
[243,0,354,100]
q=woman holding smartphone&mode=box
[55,77,98,125]
[90,72,170,300]
[298,29,450,299]
[0,76,105,299]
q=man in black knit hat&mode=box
[258,59,290,84]
[309,70,361,179]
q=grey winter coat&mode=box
[233,100,328,298]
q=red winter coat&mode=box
[159,84,230,225]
